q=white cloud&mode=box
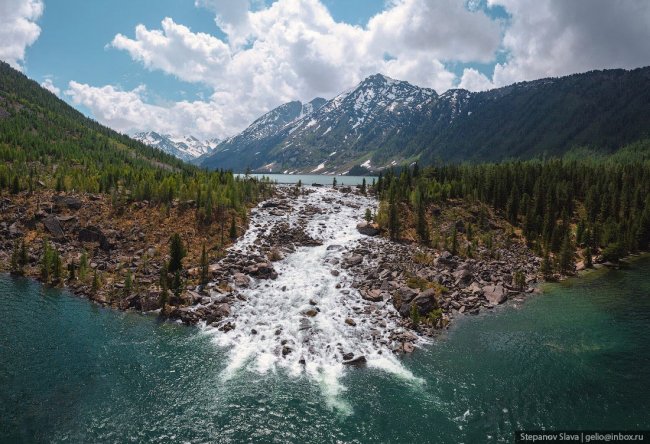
[0,0,44,69]
[458,68,494,91]
[65,81,231,138]
[489,0,650,86]
[97,0,501,138]
[40,78,60,95]
[70,0,650,140]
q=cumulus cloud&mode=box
[458,68,494,91]
[489,0,650,86]
[65,81,231,137]
[40,78,60,95]
[97,0,502,138]
[0,0,44,69]
[69,0,650,139]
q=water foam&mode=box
[204,186,419,407]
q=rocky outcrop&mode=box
[356,221,380,236]
[42,216,64,239]
[78,226,111,251]
[483,283,507,305]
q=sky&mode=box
[2,0,650,140]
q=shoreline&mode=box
[3,185,645,360]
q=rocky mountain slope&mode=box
[133,131,220,162]
[200,67,650,173]
[198,97,326,169]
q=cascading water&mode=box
[203,186,420,408]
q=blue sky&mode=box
[2,0,649,139]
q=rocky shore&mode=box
[1,184,541,362]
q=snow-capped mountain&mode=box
[199,68,650,173]
[133,132,220,162]
[203,98,326,164]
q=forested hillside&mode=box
[200,68,650,173]
[0,61,266,211]
[373,140,650,276]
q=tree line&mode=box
[374,140,650,273]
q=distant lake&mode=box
[236,173,376,186]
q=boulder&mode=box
[233,273,250,287]
[399,288,439,317]
[78,226,111,250]
[356,222,380,236]
[54,196,83,211]
[483,283,507,305]
[343,355,367,366]
[344,318,357,327]
[42,216,64,239]
[8,222,22,237]
[346,254,363,266]
[361,289,383,302]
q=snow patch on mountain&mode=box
[133,131,220,162]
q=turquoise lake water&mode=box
[1,258,649,443]
[236,174,376,186]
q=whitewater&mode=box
[202,186,420,409]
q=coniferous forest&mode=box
[375,140,650,274]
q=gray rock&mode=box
[483,283,507,305]
[356,222,380,236]
[346,254,363,266]
[233,273,250,287]
[42,216,64,239]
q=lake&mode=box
[1,258,649,443]
[236,173,377,186]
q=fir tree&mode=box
[168,233,186,274]
[364,208,372,222]
[199,244,209,286]
[229,216,237,240]
[559,232,575,274]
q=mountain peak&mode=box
[133,132,219,162]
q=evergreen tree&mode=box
[541,250,553,279]
[364,208,372,222]
[92,270,100,294]
[168,233,186,274]
[199,244,209,286]
[559,232,575,274]
[229,216,237,240]
[124,270,133,297]
[450,227,458,256]
[388,180,400,240]
[332,177,337,189]
[79,250,88,280]
[40,239,52,283]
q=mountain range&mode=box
[198,68,650,174]
[132,132,220,162]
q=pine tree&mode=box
[541,250,553,279]
[364,208,372,222]
[172,270,183,298]
[51,249,63,283]
[388,180,400,240]
[360,178,367,195]
[199,244,209,286]
[229,215,237,240]
[92,270,100,294]
[168,233,185,274]
[559,232,575,274]
[332,177,337,189]
[40,239,52,283]
[584,245,593,268]
[79,250,88,280]
[450,227,458,256]
[124,270,133,297]
[416,194,429,245]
